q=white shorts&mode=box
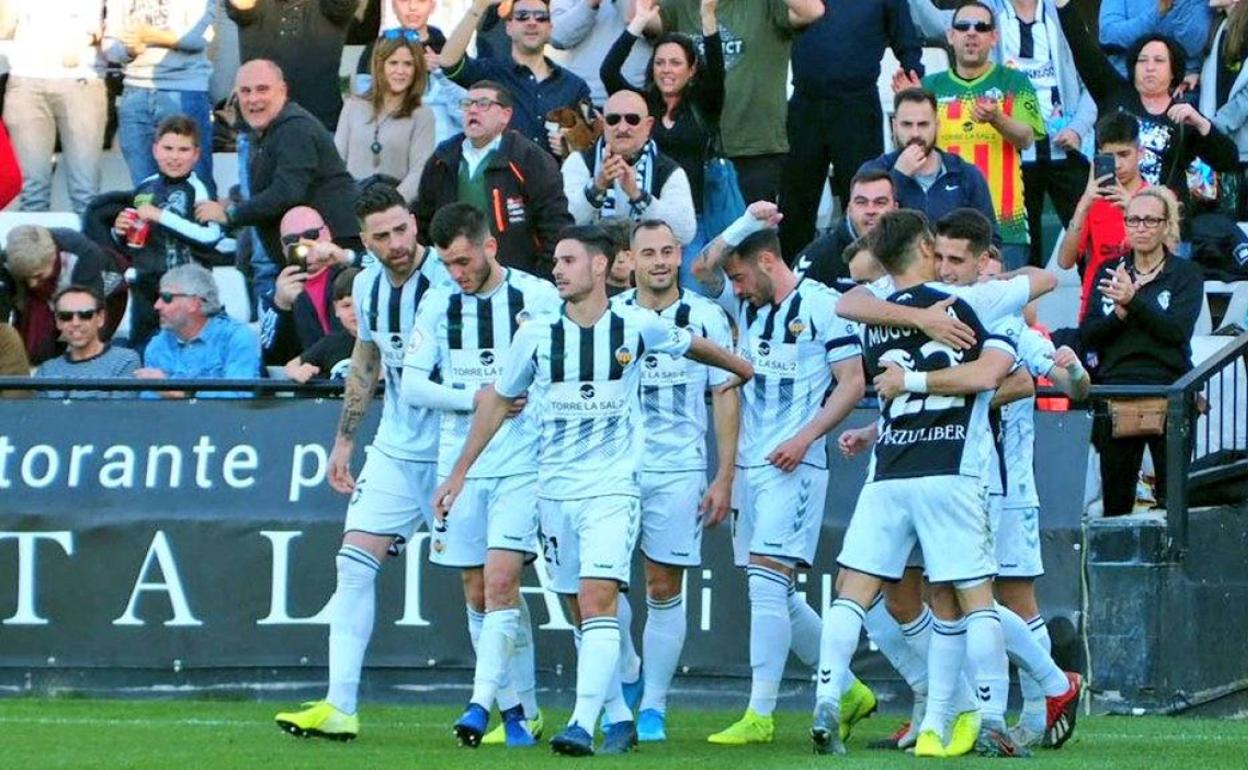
[731,463,828,569]
[838,475,996,584]
[538,495,640,595]
[640,470,706,567]
[994,504,1044,579]
[343,447,436,553]
[430,473,540,568]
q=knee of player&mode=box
[577,579,622,619]
[483,570,522,608]
[644,564,684,601]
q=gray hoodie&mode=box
[102,0,214,92]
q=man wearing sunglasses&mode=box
[563,89,696,247]
[440,0,591,157]
[897,0,1046,272]
[415,81,573,278]
[34,286,140,399]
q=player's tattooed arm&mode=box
[337,338,382,441]
[690,235,730,297]
[692,202,784,298]
[990,367,1035,408]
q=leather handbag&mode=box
[1108,397,1169,438]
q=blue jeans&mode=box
[117,86,215,197]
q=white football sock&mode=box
[997,602,1069,696]
[617,594,642,684]
[470,608,519,710]
[569,616,622,730]
[787,582,823,667]
[326,546,380,715]
[746,565,791,716]
[511,599,539,719]
[920,617,965,740]
[816,598,866,703]
[639,594,685,715]
[865,598,928,694]
[466,604,485,653]
[965,607,1010,724]
[1018,615,1051,732]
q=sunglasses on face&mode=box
[55,309,98,322]
[380,28,421,43]
[605,113,643,127]
[952,20,995,33]
[511,10,551,22]
[158,291,197,304]
[280,228,322,247]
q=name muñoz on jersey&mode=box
[404,268,561,479]
[352,252,453,462]
[494,304,694,500]
[863,282,1022,482]
[716,279,861,470]
[613,288,734,473]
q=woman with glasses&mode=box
[335,36,437,203]
[1057,0,1238,196]
[1079,187,1202,516]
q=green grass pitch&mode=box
[2,698,1244,769]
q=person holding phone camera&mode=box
[264,206,361,366]
[1059,111,1148,321]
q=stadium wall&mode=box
[1,400,1090,700]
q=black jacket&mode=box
[263,266,347,366]
[792,219,854,287]
[233,102,361,270]
[1079,252,1202,385]
[414,130,572,278]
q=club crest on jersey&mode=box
[405,328,424,354]
[479,350,495,366]
[615,345,633,366]
[579,383,596,399]
[788,318,806,337]
[756,340,771,357]
[390,333,405,352]
[1158,290,1171,310]
[515,309,531,326]
[644,355,659,369]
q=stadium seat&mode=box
[1222,282,1248,329]
[212,153,241,196]
[1035,284,1081,330]
[1044,228,1081,287]
[0,211,81,242]
[1195,291,1213,336]
[1192,335,1248,456]
[213,266,252,323]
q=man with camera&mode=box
[262,206,361,367]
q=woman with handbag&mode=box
[1079,187,1202,516]
[600,0,729,287]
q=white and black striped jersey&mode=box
[405,268,561,479]
[494,303,694,500]
[714,279,862,470]
[612,288,734,473]
[352,252,453,462]
[989,317,1058,510]
[863,280,1028,482]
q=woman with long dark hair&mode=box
[335,36,436,203]
[1080,187,1202,516]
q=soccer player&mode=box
[931,210,1087,749]
[610,220,740,742]
[691,204,869,746]
[400,203,561,747]
[273,183,450,741]
[821,209,1055,758]
[433,225,753,757]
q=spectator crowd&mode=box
[1,0,1247,513]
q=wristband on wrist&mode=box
[584,181,608,209]
[721,212,765,247]
[904,371,929,394]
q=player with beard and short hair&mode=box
[273,183,452,742]
[433,223,752,757]
[400,202,561,748]
[610,219,740,743]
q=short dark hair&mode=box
[53,284,105,309]
[354,182,406,222]
[842,232,876,266]
[1125,34,1185,92]
[952,0,995,24]
[558,224,619,271]
[155,114,200,147]
[502,0,550,18]
[726,228,783,264]
[430,203,490,250]
[468,79,514,109]
[872,209,932,274]
[629,219,675,247]
[1096,110,1140,148]
[935,208,994,256]
[849,167,895,198]
[893,87,938,114]
[333,267,361,301]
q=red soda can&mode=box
[127,217,151,248]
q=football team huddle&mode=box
[271,181,1086,759]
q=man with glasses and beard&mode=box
[862,89,1000,242]
[34,286,140,399]
[414,80,573,278]
[562,89,697,247]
